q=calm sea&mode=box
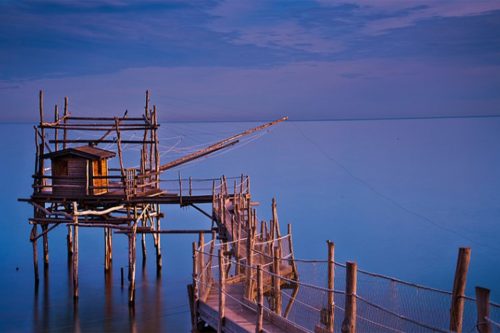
[0,119,499,332]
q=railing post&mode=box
[273,246,282,315]
[198,233,204,295]
[475,287,491,333]
[327,241,335,332]
[256,264,264,333]
[246,220,254,299]
[450,247,471,333]
[192,242,199,329]
[189,176,192,196]
[341,261,357,333]
[218,249,226,333]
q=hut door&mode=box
[92,159,108,195]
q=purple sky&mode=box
[1,1,500,122]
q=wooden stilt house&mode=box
[44,146,115,196]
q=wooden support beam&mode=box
[475,287,491,333]
[341,261,357,333]
[450,247,471,333]
[327,241,335,333]
[63,97,68,150]
[72,203,79,300]
[256,264,264,333]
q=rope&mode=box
[484,317,500,328]
[356,295,449,333]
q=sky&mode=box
[0,0,500,122]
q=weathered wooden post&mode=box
[198,232,205,289]
[67,225,73,261]
[256,264,264,333]
[246,216,254,299]
[341,261,357,333]
[475,287,492,333]
[273,246,282,315]
[450,247,471,333]
[42,223,49,269]
[218,248,226,333]
[327,240,335,333]
[72,202,79,300]
[189,176,192,196]
[129,218,138,306]
[192,241,199,329]
[155,205,162,272]
[31,224,39,283]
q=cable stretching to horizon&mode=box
[292,121,500,253]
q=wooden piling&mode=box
[121,267,124,288]
[218,248,226,333]
[129,218,138,306]
[42,224,49,269]
[341,261,357,333]
[273,246,282,315]
[256,264,264,333]
[54,105,59,151]
[67,225,73,260]
[155,211,162,271]
[104,227,111,271]
[72,203,79,300]
[31,224,39,283]
[327,241,335,333]
[450,247,471,333]
[475,287,491,333]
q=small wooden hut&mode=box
[44,146,115,196]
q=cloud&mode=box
[2,59,499,122]
[318,0,500,35]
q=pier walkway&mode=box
[189,177,500,333]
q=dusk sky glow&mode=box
[1,0,500,122]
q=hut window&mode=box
[53,160,68,176]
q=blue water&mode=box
[0,119,499,332]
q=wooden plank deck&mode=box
[199,283,293,333]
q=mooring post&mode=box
[121,267,124,288]
[218,248,226,333]
[327,240,335,333]
[141,215,147,263]
[450,247,471,333]
[31,224,39,284]
[72,202,79,300]
[256,264,263,333]
[341,261,357,333]
[475,287,491,333]
[104,227,112,271]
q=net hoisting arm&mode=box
[159,116,288,172]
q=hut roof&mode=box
[43,146,116,160]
